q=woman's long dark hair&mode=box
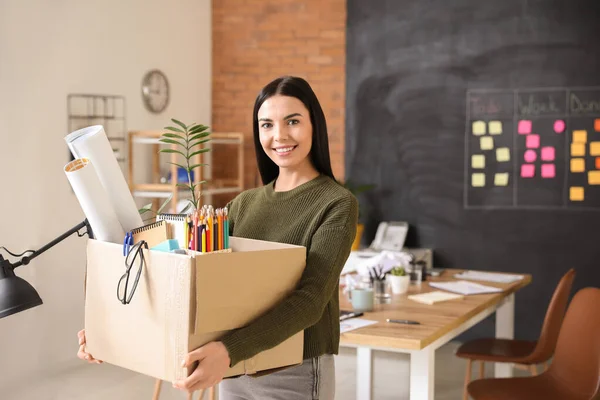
[253,76,336,185]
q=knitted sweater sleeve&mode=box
[220,195,358,367]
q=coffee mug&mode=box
[349,288,374,312]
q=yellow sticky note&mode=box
[573,130,587,143]
[570,187,584,201]
[480,136,494,150]
[571,143,586,157]
[494,173,509,186]
[589,171,600,185]
[496,147,510,162]
[590,142,600,156]
[571,158,585,173]
[489,121,502,135]
[472,121,486,136]
[472,173,485,187]
[471,154,485,169]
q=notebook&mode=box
[131,220,169,248]
[454,270,524,283]
[428,280,503,295]
[408,291,464,305]
[156,213,188,249]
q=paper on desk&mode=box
[429,280,503,295]
[454,270,523,283]
[342,250,414,276]
[340,318,378,334]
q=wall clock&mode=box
[141,69,169,114]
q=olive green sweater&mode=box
[221,174,358,367]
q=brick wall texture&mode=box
[211,0,346,205]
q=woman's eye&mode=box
[261,122,272,129]
[287,119,299,125]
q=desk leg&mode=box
[410,348,434,400]
[495,293,515,378]
[356,347,373,400]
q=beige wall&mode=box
[0,0,211,387]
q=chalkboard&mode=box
[345,0,600,341]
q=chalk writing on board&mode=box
[465,87,600,210]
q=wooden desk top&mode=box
[339,269,532,350]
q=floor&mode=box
[1,341,529,400]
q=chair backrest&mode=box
[524,268,576,363]
[547,287,600,398]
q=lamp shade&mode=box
[0,268,43,319]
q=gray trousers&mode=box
[219,355,335,400]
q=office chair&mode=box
[456,268,576,400]
[467,287,600,399]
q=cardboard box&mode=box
[84,236,306,382]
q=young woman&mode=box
[78,76,358,400]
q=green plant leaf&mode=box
[189,132,210,141]
[180,202,193,214]
[161,132,186,141]
[189,163,208,170]
[160,148,187,158]
[166,161,188,170]
[189,138,211,148]
[159,138,186,148]
[176,183,191,190]
[189,149,210,158]
[164,126,185,134]
[157,193,173,215]
[189,125,209,134]
[171,118,187,131]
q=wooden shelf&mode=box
[128,130,244,213]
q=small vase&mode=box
[388,275,410,295]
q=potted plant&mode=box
[388,266,410,295]
[343,180,375,250]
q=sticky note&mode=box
[570,187,584,201]
[589,171,600,185]
[489,121,502,135]
[524,150,537,163]
[541,164,555,178]
[554,120,565,133]
[472,173,485,187]
[521,164,535,178]
[590,142,600,156]
[471,154,485,169]
[472,121,486,135]
[571,143,585,157]
[526,134,540,149]
[595,119,600,132]
[571,158,585,173]
[494,173,509,186]
[541,146,555,161]
[573,130,587,143]
[518,120,532,135]
[480,136,494,150]
[496,147,510,162]
[596,157,600,170]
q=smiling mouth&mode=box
[273,146,297,155]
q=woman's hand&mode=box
[173,342,231,392]
[76,329,102,364]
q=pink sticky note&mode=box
[518,120,532,134]
[554,120,565,133]
[524,149,537,163]
[521,164,535,178]
[526,134,540,148]
[541,164,555,178]
[541,146,555,161]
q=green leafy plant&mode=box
[343,180,376,221]
[138,193,173,223]
[390,266,406,276]
[156,118,211,214]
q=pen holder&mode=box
[373,279,391,303]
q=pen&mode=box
[386,319,420,325]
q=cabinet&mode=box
[127,130,244,213]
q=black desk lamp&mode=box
[0,219,92,319]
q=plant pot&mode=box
[352,223,364,251]
[388,275,410,295]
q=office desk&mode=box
[339,269,532,400]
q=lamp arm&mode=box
[4,219,92,270]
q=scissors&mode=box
[123,231,134,256]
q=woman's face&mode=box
[257,95,313,172]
